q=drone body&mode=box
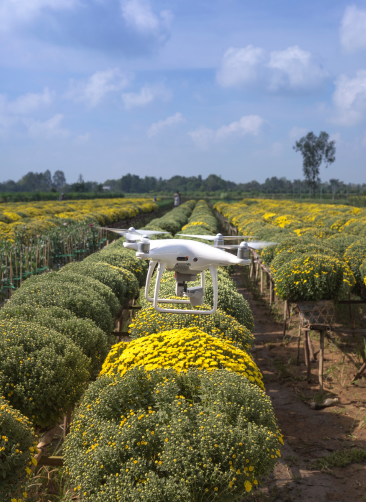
[100,226,275,315]
[124,237,251,314]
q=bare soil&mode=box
[232,269,366,502]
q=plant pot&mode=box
[297,300,335,327]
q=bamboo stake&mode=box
[319,330,325,392]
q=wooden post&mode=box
[271,280,276,303]
[283,300,288,337]
[308,333,315,362]
[319,330,325,392]
[260,267,264,294]
[269,279,273,305]
[297,326,301,366]
[304,329,311,383]
[353,362,366,382]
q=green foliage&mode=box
[0,319,90,427]
[59,260,139,304]
[0,305,109,379]
[344,238,366,289]
[314,448,366,470]
[10,280,114,333]
[0,396,36,499]
[180,199,218,235]
[20,270,120,317]
[64,367,282,502]
[270,243,341,277]
[144,200,196,235]
[325,234,358,255]
[274,254,355,302]
[85,245,147,287]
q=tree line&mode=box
[0,170,365,197]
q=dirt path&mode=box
[232,270,366,502]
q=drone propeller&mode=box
[218,241,278,250]
[177,233,258,240]
[98,226,170,240]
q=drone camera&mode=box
[185,286,204,306]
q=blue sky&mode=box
[1,0,366,184]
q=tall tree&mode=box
[293,131,336,196]
[52,170,66,190]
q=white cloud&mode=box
[331,70,366,126]
[340,5,366,53]
[217,45,328,92]
[216,115,263,139]
[25,114,69,139]
[122,83,171,109]
[0,88,53,115]
[216,45,265,88]
[289,126,308,139]
[267,46,327,92]
[120,0,172,38]
[0,0,77,31]
[147,112,184,138]
[66,69,132,107]
[188,115,264,150]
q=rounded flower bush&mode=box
[270,244,341,279]
[85,247,147,287]
[100,327,262,388]
[64,367,282,502]
[144,200,195,235]
[59,261,139,304]
[129,303,254,351]
[344,238,366,293]
[0,305,109,379]
[0,319,90,427]
[274,254,355,302]
[9,281,114,333]
[20,271,120,318]
[0,396,37,500]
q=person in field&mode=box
[173,190,181,207]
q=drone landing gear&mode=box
[145,261,218,315]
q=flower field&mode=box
[0,199,284,501]
[0,198,157,299]
[214,199,366,301]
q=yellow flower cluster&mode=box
[214,199,366,238]
[100,327,264,389]
[0,198,157,241]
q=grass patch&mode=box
[314,448,366,470]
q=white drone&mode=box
[101,226,276,315]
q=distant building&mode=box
[102,186,111,191]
